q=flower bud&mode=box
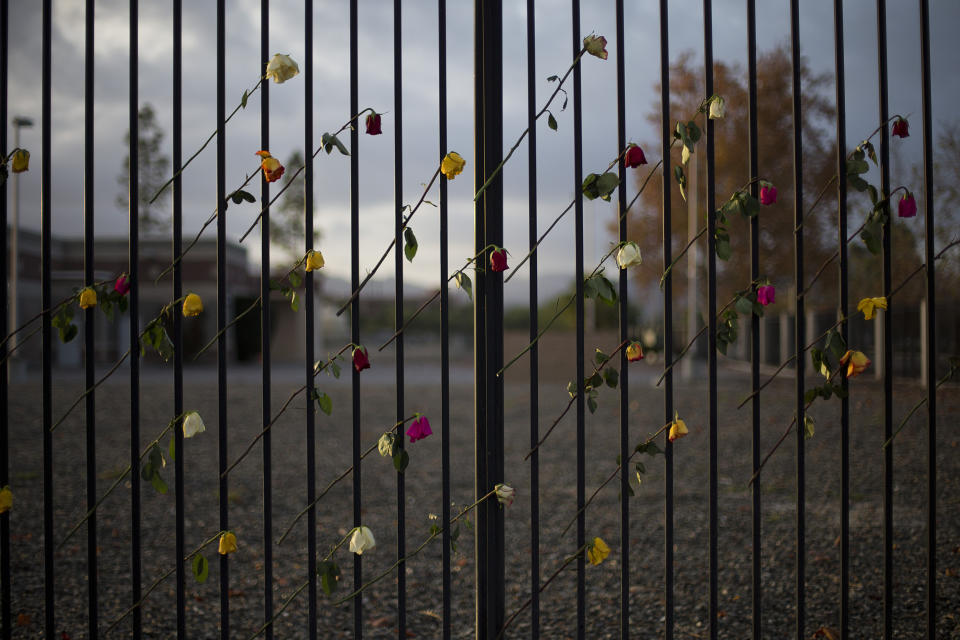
[583,34,608,60]
[183,411,206,438]
[79,287,98,309]
[0,486,12,514]
[265,53,299,84]
[353,346,370,372]
[626,341,644,362]
[616,242,642,269]
[898,192,917,218]
[891,118,909,138]
[11,149,29,173]
[365,112,382,135]
[218,532,238,555]
[256,150,285,183]
[495,483,516,507]
[183,293,203,317]
[708,96,725,119]
[624,144,647,168]
[305,250,325,272]
[490,248,509,273]
[586,536,610,565]
[406,415,433,443]
[760,183,777,205]
[349,526,376,555]
[441,151,465,180]
[114,273,131,296]
[839,350,870,378]
[757,285,775,307]
[668,415,688,442]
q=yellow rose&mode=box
[856,296,887,321]
[586,536,610,565]
[839,350,870,378]
[264,53,299,84]
[78,287,98,309]
[182,293,203,317]
[668,415,688,442]
[0,486,12,513]
[218,531,238,555]
[709,96,726,119]
[305,250,325,272]
[11,149,29,173]
[440,152,465,180]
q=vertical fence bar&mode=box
[392,2,407,635]
[437,1,452,637]
[127,1,143,636]
[259,2,274,638]
[303,1,318,637]
[40,1,55,636]
[875,2,893,636]
[171,0,186,635]
[215,0,229,635]
[917,1,936,636]
[614,2,630,637]
[788,2,806,637]
[525,0,540,636]
[349,1,363,636]
[832,2,850,637]
[82,2,99,636]
[659,3,674,638]
[703,1,719,637]
[0,0,9,636]
[474,1,505,636]
[570,1,586,637]
[745,2,761,638]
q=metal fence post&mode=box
[474,1,504,637]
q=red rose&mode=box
[891,118,909,138]
[365,113,382,136]
[624,145,647,168]
[353,346,370,372]
[490,248,508,273]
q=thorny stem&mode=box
[104,531,224,634]
[58,414,185,548]
[523,339,629,460]
[333,168,442,317]
[496,542,591,639]
[276,416,417,544]
[221,344,353,477]
[239,108,376,243]
[654,294,740,387]
[473,49,586,203]
[0,324,41,365]
[149,78,265,204]
[560,422,672,537]
[882,362,958,449]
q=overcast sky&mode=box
[6,0,958,304]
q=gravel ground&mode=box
[3,342,959,639]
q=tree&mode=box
[116,104,171,233]
[266,149,320,260]
[618,46,839,313]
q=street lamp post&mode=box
[9,115,33,363]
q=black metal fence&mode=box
[0,1,949,639]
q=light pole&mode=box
[9,115,33,363]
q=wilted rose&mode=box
[265,54,299,84]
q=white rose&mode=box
[265,54,299,84]
[183,411,205,439]
[616,242,642,269]
[708,96,725,119]
[495,483,516,507]
[349,525,376,555]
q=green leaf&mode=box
[582,276,599,300]
[148,445,164,473]
[403,227,418,262]
[846,157,869,176]
[150,471,168,495]
[825,329,846,360]
[566,380,577,398]
[378,432,396,457]
[155,327,175,362]
[547,113,558,131]
[594,349,609,365]
[192,554,209,584]
[867,184,879,206]
[735,296,754,315]
[581,173,601,200]
[288,271,303,289]
[803,415,815,440]
[863,141,878,166]
[587,372,603,389]
[392,449,409,473]
[848,175,869,192]
[60,324,78,343]
[330,361,341,379]
[321,132,350,156]
[315,391,332,416]
[454,271,472,300]
[635,461,646,475]
[715,234,732,261]
[241,89,250,109]
[289,290,300,312]
[603,368,619,389]
[674,165,687,201]
[596,276,618,306]
[318,561,340,595]
[861,220,882,255]
[594,172,620,202]
[686,121,702,143]
[587,396,598,414]
[804,388,819,403]
[741,193,760,218]
[546,75,558,82]
[716,336,729,356]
